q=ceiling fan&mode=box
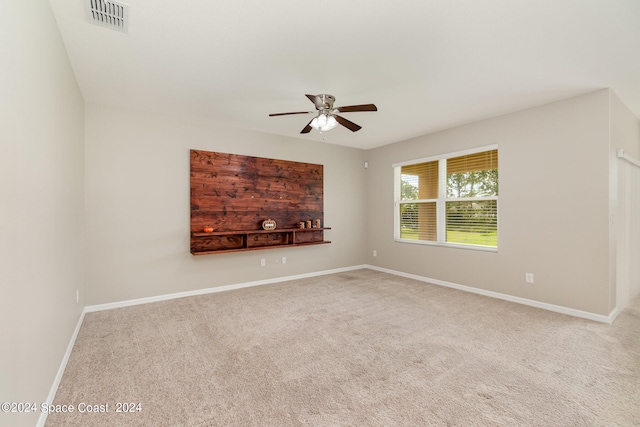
[269,94,377,134]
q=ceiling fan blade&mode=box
[269,111,312,117]
[334,104,378,113]
[305,94,324,108]
[335,115,362,132]
[300,119,314,134]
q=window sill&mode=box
[394,238,498,253]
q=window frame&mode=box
[393,144,499,252]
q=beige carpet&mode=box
[45,269,640,426]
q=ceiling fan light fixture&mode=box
[310,113,338,132]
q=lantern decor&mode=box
[314,219,321,228]
[262,219,277,230]
[299,221,305,229]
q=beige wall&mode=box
[365,90,614,315]
[610,91,640,159]
[84,104,367,305]
[0,1,85,426]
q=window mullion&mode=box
[399,199,438,204]
[437,158,447,243]
[445,196,498,202]
[394,167,400,240]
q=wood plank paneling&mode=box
[190,150,325,253]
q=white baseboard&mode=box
[85,263,617,322]
[36,309,86,427]
[608,306,622,323]
[364,264,615,324]
[85,265,368,313]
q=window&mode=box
[394,146,498,250]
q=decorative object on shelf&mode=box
[262,219,277,230]
[203,226,214,233]
[306,220,312,229]
[314,219,321,228]
[299,221,305,229]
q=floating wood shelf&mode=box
[190,227,331,255]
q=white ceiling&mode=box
[49,0,640,149]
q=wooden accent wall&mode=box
[190,150,324,243]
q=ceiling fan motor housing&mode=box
[315,94,335,111]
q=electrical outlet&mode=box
[373,250,377,257]
[76,289,80,304]
[260,258,266,267]
[282,256,286,264]
[525,273,534,284]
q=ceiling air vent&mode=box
[85,0,129,33]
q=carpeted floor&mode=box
[45,269,640,426]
